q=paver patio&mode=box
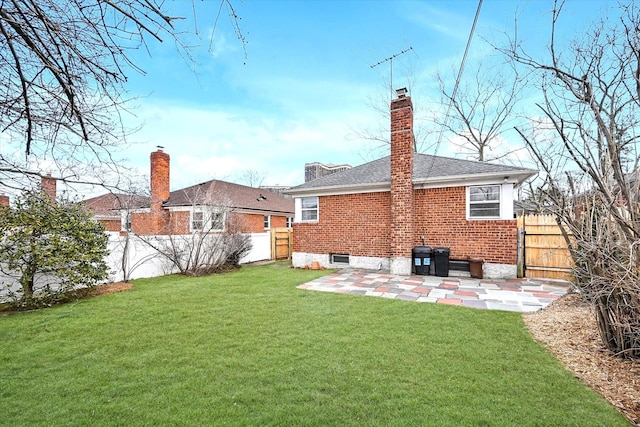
[297,269,571,312]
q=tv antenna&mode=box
[370,46,414,99]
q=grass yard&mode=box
[0,263,628,426]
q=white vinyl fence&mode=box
[1,232,271,300]
[107,231,272,282]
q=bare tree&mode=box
[136,189,252,276]
[0,0,244,193]
[505,0,640,358]
[238,169,266,188]
[434,60,525,162]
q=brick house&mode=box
[85,149,294,235]
[286,89,537,278]
[82,193,150,233]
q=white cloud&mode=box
[122,98,381,190]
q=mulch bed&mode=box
[524,293,640,426]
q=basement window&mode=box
[330,253,350,264]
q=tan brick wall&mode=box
[293,192,392,257]
[293,187,517,265]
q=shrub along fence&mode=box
[0,232,271,301]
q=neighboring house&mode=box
[286,89,537,278]
[305,162,352,182]
[82,193,149,233]
[98,149,295,235]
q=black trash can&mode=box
[412,246,432,275]
[433,247,450,277]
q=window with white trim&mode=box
[211,212,225,231]
[121,212,132,232]
[264,215,271,230]
[192,210,225,232]
[301,197,319,221]
[469,185,501,218]
[286,217,293,228]
[192,211,204,231]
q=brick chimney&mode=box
[0,194,9,207]
[389,88,415,275]
[150,149,170,233]
[41,174,57,201]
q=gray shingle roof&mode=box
[287,153,537,194]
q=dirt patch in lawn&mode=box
[524,293,640,426]
[86,282,134,296]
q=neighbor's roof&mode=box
[286,153,537,195]
[82,193,149,218]
[165,179,294,214]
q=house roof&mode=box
[165,179,294,215]
[286,153,537,196]
[82,193,150,218]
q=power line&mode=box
[429,0,483,168]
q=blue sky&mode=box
[118,0,617,191]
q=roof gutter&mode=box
[286,170,538,197]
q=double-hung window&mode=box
[301,197,319,221]
[192,211,204,231]
[264,215,271,230]
[469,185,501,218]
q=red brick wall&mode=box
[102,219,122,232]
[150,150,170,213]
[238,213,265,233]
[293,192,392,257]
[271,215,288,229]
[235,213,289,233]
[41,175,56,201]
[0,194,9,207]
[390,93,414,258]
[415,187,516,264]
[293,187,517,265]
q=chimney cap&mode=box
[395,87,408,98]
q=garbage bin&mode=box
[412,246,432,275]
[433,247,450,277]
[468,257,484,279]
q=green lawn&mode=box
[0,263,628,426]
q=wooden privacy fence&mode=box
[517,214,574,281]
[271,227,292,260]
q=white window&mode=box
[286,217,293,228]
[192,210,225,232]
[469,185,501,218]
[211,212,225,231]
[264,215,271,230]
[301,197,319,221]
[192,211,204,231]
[121,212,132,232]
